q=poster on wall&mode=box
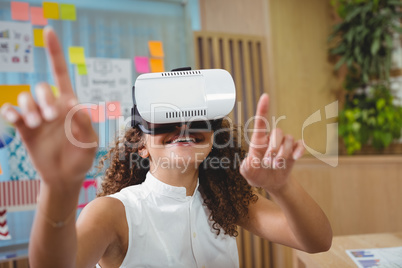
[0,21,34,73]
[74,58,132,118]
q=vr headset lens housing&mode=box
[137,119,222,135]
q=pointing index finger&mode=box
[250,93,270,141]
[43,26,75,100]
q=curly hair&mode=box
[97,119,258,237]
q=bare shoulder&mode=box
[77,196,127,237]
[75,196,128,268]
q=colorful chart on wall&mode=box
[0,116,15,148]
[0,21,33,72]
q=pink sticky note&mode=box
[106,101,121,118]
[134,56,150,73]
[11,2,30,21]
[89,104,105,123]
[30,7,47,26]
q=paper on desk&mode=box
[346,247,402,268]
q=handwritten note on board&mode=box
[11,2,30,21]
[43,2,59,20]
[33,28,44,47]
[30,7,48,26]
[68,47,85,64]
[134,56,150,73]
[0,85,30,106]
[150,58,165,73]
[148,41,164,58]
[60,4,76,21]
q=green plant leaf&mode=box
[335,56,347,70]
[371,38,381,55]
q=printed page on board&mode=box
[74,58,133,118]
[0,21,33,72]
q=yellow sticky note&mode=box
[33,28,44,47]
[0,85,31,106]
[68,47,85,64]
[150,58,165,73]
[43,2,59,20]
[60,4,76,21]
[148,41,164,58]
[77,64,87,75]
[50,85,59,97]
[0,163,2,175]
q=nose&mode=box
[175,123,190,135]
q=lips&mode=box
[165,133,202,145]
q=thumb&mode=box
[64,100,98,148]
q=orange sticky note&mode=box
[0,163,2,175]
[43,2,59,20]
[106,102,121,118]
[11,1,30,21]
[33,28,44,47]
[150,58,165,73]
[30,7,47,26]
[0,85,30,106]
[60,4,76,21]
[89,104,105,123]
[148,41,164,58]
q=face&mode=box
[139,124,214,172]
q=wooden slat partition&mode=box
[194,31,271,268]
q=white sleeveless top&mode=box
[98,172,239,268]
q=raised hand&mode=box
[0,27,98,190]
[240,94,305,193]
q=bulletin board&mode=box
[0,0,196,250]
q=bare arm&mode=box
[239,94,332,253]
[239,185,332,253]
[0,27,116,267]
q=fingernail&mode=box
[68,98,79,107]
[18,93,30,111]
[44,25,53,32]
[263,157,271,167]
[4,110,18,123]
[293,150,303,160]
[26,113,41,128]
[43,106,58,121]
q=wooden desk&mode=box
[294,232,402,267]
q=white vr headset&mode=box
[131,67,236,134]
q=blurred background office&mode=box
[0,0,401,267]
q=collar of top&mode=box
[144,171,199,202]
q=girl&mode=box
[0,28,332,268]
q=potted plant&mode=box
[329,0,402,154]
